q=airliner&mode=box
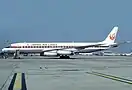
[2,26,119,59]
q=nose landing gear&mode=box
[13,50,21,59]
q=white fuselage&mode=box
[2,42,109,54]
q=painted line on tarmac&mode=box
[8,73,17,90]
[86,71,132,85]
[92,71,132,82]
[13,73,22,89]
[0,68,15,90]
[22,73,27,90]
[8,73,27,90]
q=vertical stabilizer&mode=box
[102,26,118,44]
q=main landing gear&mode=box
[2,53,8,59]
[59,55,70,59]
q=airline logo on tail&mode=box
[109,33,116,40]
[102,26,118,44]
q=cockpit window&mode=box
[5,46,10,48]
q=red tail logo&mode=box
[109,33,115,40]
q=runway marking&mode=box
[0,69,15,90]
[8,73,17,90]
[8,73,27,90]
[22,73,27,90]
[86,71,132,85]
[13,73,21,89]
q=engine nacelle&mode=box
[57,50,73,55]
[43,52,57,56]
[40,50,73,56]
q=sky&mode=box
[0,0,132,52]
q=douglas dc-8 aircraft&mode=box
[2,27,121,59]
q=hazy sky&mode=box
[0,0,132,52]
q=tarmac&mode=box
[0,56,132,90]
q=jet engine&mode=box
[40,50,74,56]
[57,50,73,55]
[42,52,57,56]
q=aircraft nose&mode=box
[2,48,6,52]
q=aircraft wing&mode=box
[41,43,104,52]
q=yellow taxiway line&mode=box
[13,73,21,89]
[8,73,27,90]
[86,71,132,85]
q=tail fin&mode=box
[102,26,119,44]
